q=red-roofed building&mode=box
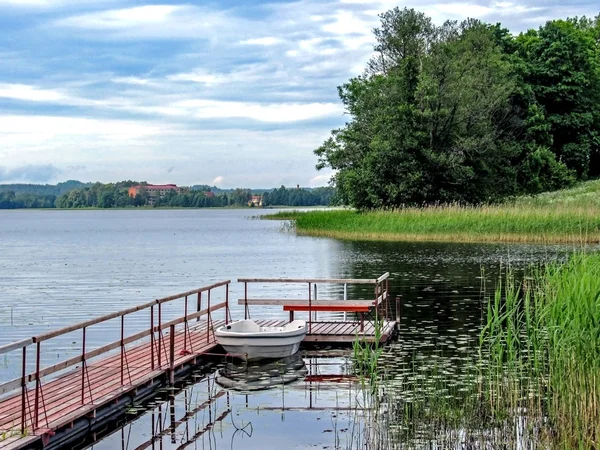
[248,195,263,207]
[128,184,182,199]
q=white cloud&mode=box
[57,5,183,29]
[0,114,168,138]
[53,4,236,40]
[0,83,66,102]
[167,71,222,85]
[111,76,152,85]
[173,99,342,123]
[240,37,282,46]
[323,11,371,36]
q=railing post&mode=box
[244,282,248,320]
[308,282,312,334]
[120,315,125,386]
[150,305,155,370]
[343,283,348,322]
[313,284,318,322]
[21,345,26,434]
[183,295,188,351]
[196,292,201,322]
[33,340,40,430]
[206,289,211,343]
[225,283,229,324]
[158,303,162,368]
[81,327,86,404]
[169,324,175,385]
[375,281,379,318]
[386,278,390,315]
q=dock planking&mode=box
[0,273,396,450]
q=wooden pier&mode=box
[0,274,396,450]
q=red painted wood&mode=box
[282,305,371,312]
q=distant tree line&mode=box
[262,186,335,206]
[0,181,335,209]
[0,191,56,209]
[0,180,90,196]
[315,8,600,208]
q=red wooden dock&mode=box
[0,274,396,450]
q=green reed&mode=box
[265,205,600,243]
[347,253,599,449]
[481,253,600,448]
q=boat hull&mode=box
[215,320,307,361]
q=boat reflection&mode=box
[215,352,308,392]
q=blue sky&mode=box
[0,0,598,188]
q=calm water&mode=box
[0,209,584,449]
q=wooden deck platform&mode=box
[0,318,395,450]
[0,273,396,450]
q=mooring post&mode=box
[395,295,402,324]
[169,324,175,385]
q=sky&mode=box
[0,0,598,188]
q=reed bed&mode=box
[481,253,600,448]
[350,252,599,449]
[266,204,600,243]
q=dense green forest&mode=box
[0,181,334,209]
[315,8,600,208]
[0,180,91,196]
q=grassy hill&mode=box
[513,179,600,208]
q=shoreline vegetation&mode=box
[265,180,600,244]
[353,252,599,448]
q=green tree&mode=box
[316,10,522,207]
[516,18,600,178]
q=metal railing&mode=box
[0,280,230,435]
[238,273,390,332]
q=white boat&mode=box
[215,319,307,361]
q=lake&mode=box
[0,209,583,449]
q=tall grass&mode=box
[264,179,600,243]
[266,204,600,243]
[349,253,599,449]
[481,253,600,448]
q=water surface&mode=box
[0,209,584,448]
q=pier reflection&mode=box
[84,351,366,450]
